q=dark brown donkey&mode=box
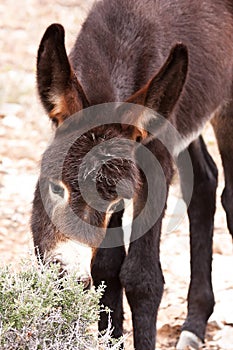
[31,0,233,349]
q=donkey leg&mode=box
[120,222,164,350]
[177,136,217,349]
[91,210,126,340]
[212,109,233,239]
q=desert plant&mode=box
[0,258,124,350]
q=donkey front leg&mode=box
[120,221,164,350]
[91,210,126,340]
[177,136,217,349]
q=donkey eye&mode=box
[49,181,65,198]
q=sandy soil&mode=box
[0,1,233,349]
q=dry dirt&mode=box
[0,1,233,349]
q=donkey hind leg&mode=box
[176,136,217,349]
[91,208,126,341]
[212,107,233,239]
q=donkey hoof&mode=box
[176,331,203,349]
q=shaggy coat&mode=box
[32,0,233,349]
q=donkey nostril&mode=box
[52,258,62,265]
[78,276,92,290]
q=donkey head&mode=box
[31,24,188,287]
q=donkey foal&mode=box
[31,0,233,348]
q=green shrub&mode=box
[0,259,124,350]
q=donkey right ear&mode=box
[37,23,89,126]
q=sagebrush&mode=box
[0,258,124,350]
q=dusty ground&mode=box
[0,1,233,349]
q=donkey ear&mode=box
[127,43,188,118]
[37,23,89,126]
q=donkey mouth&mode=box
[51,258,93,290]
[77,276,92,290]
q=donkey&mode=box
[31,0,233,349]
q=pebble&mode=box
[2,114,23,128]
[0,102,23,116]
[213,235,233,256]
[216,326,233,349]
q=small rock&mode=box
[0,102,23,116]
[213,235,233,255]
[2,114,23,128]
[216,326,233,349]
[208,320,224,331]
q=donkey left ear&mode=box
[124,43,188,139]
[37,23,89,126]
